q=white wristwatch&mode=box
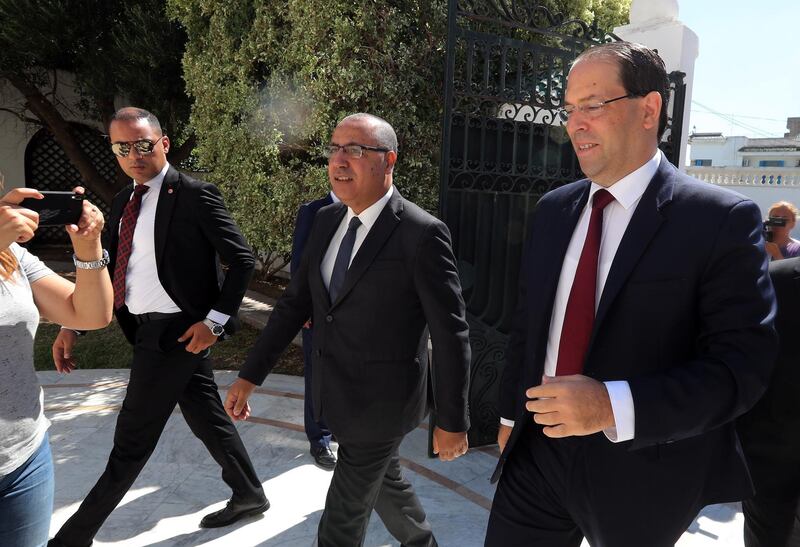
[202,318,225,337]
[73,249,110,270]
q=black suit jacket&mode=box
[106,166,255,343]
[494,159,777,505]
[738,256,800,500]
[240,189,471,443]
[291,194,333,275]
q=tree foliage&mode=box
[168,0,630,271]
[0,0,191,202]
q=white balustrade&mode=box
[686,166,800,187]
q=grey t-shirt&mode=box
[0,243,55,476]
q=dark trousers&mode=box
[302,328,331,450]
[485,422,701,547]
[743,493,800,547]
[54,317,264,547]
[317,437,435,547]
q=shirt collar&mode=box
[346,186,393,231]
[589,149,661,210]
[132,162,170,193]
[330,191,340,204]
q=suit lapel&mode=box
[106,186,133,272]
[309,203,347,307]
[792,261,800,292]
[329,191,402,309]
[525,183,589,383]
[153,166,181,269]
[540,184,591,305]
[592,159,675,338]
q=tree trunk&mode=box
[6,73,117,204]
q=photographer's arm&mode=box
[29,188,113,330]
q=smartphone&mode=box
[19,191,85,227]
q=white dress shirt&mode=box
[123,163,229,325]
[320,186,393,290]
[501,150,662,443]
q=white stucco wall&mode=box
[689,136,747,166]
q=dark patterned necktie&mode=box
[328,216,362,302]
[555,189,615,376]
[113,184,150,309]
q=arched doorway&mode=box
[24,123,116,244]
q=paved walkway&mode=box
[36,269,748,545]
[41,368,747,547]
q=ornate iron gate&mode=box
[437,0,686,448]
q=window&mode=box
[693,159,712,166]
[759,160,785,167]
[742,159,750,167]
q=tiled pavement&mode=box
[40,368,748,547]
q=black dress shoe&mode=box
[199,497,269,528]
[48,539,91,547]
[310,445,337,470]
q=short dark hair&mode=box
[111,107,163,135]
[338,113,398,152]
[574,41,670,140]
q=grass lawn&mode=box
[34,319,305,376]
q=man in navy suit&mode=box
[738,256,800,546]
[485,42,777,547]
[291,192,338,469]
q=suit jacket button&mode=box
[326,315,333,323]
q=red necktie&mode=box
[555,189,615,376]
[113,184,150,309]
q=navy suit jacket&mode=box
[494,158,777,505]
[290,194,333,275]
[738,256,800,500]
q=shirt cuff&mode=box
[499,417,515,428]
[206,310,231,325]
[603,380,635,443]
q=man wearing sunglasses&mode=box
[49,107,266,547]
[485,42,777,546]
[225,113,471,546]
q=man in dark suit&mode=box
[225,113,471,547]
[49,107,267,547]
[291,192,338,469]
[738,256,800,546]
[484,42,777,547]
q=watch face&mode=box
[212,324,225,336]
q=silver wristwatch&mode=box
[73,249,110,270]
[202,318,225,337]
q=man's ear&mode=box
[641,91,662,133]
[385,150,398,174]
[162,135,171,155]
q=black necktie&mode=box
[329,216,362,302]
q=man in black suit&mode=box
[485,42,777,547]
[738,256,800,546]
[225,113,471,547]
[291,192,338,469]
[49,107,267,547]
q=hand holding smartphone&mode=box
[19,191,85,226]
